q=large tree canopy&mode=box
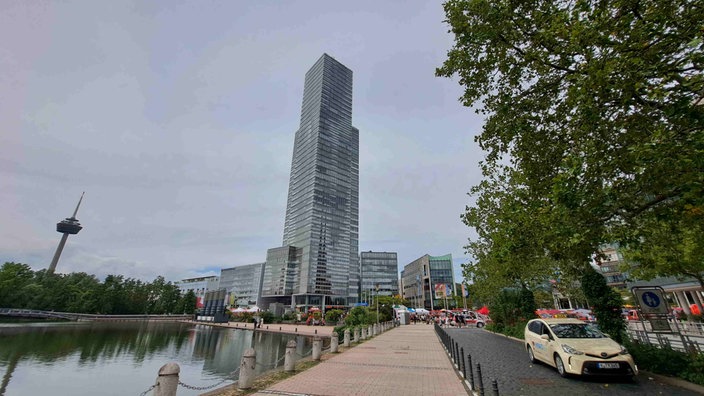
[438,0,704,291]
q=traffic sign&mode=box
[648,318,672,332]
[633,288,669,314]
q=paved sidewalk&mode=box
[250,324,468,396]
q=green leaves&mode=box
[442,0,704,291]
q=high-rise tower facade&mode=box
[281,54,359,308]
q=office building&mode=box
[219,263,265,308]
[400,254,455,310]
[175,276,220,308]
[263,53,359,310]
[360,251,399,302]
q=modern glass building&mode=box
[264,53,359,310]
[400,254,455,310]
[360,251,399,302]
[219,263,265,308]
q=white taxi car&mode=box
[524,318,638,378]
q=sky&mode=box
[0,1,485,283]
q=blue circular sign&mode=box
[642,292,661,308]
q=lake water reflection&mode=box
[0,322,315,396]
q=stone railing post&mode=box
[368,325,373,337]
[284,340,297,372]
[237,348,256,389]
[344,329,351,347]
[312,336,322,361]
[331,332,339,353]
[361,327,367,340]
[153,362,179,396]
[354,327,360,343]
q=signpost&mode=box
[632,286,672,333]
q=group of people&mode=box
[253,315,264,328]
[408,312,469,327]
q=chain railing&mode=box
[138,384,157,396]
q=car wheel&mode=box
[527,346,536,363]
[477,322,484,328]
[554,354,568,377]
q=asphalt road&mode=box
[442,326,701,395]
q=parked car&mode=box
[524,318,638,378]
[453,311,489,328]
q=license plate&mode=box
[597,363,620,369]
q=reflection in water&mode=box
[0,322,313,396]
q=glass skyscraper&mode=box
[279,53,359,309]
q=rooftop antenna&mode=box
[48,192,85,275]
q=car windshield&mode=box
[549,323,605,338]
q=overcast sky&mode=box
[1,1,485,283]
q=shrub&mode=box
[623,339,690,377]
[489,288,535,328]
[325,309,344,324]
[581,266,626,343]
[486,319,527,339]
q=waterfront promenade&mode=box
[186,320,336,337]
[245,323,468,396]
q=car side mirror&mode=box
[540,334,550,340]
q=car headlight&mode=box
[561,344,584,355]
[619,345,630,355]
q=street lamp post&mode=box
[375,284,380,324]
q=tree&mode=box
[582,266,627,343]
[621,211,704,288]
[439,0,704,285]
[0,262,36,308]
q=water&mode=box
[0,321,315,396]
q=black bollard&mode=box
[455,342,460,367]
[491,379,499,396]
[315,329,317,334]
[460,347,466,378]
[468,354,474,389]
[476,363,484,396]
[279,326,282,331]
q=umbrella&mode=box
[477,306,490,315]
[231,307,246,313]
[247,306,261,312]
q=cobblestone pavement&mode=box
[444,327,703,396]
[250,324,468,396]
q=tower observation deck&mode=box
[48,192,84,274]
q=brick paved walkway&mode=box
[250,324,468,396]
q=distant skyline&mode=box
[1,1,484,282]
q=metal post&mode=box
[468,353,474,389]
[491,379,499,396]
[476,363,484,396]
[460,347,466,379]
[455,342,460,367]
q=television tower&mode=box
[48,192,84,275]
